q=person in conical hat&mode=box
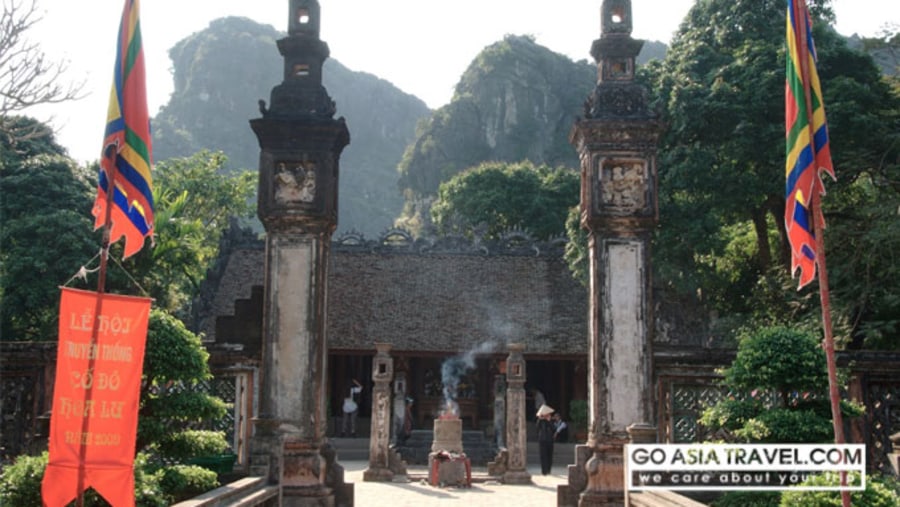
[536,403,555,418]
[536,404,556,474]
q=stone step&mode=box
[171,477,277,507]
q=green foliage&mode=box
[700,398,764,434]
[563,206,588,286]
[0,116,67,163]
[0,452,48,506]
[0,122,98,340]
[0,313,229,505]
[724,327,827,393]
[733,407,834,443]
[155,430,229,462]
[2,127,256,338]
[780,472,900,507]
[644,0,900,347]
[430,160,578,240]
[568,399,588,434]
[0,452,168,507]
[113,151,256,318]
[158,465,219,504]
[712,490,781,507]
[138,309,229,453]
[701,326,862,443]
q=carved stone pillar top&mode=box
[372,343,393,383]
[253,0,349,235]
[506,343,526,386]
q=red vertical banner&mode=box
[42,287,151,507]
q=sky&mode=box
[24,0,898,164]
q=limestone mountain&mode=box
[151,16,432,237]
[394,34,666,232]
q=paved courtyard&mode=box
[343,460,568,507]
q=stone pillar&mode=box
[493,374,506,448]
[623,423,656,506]
[503,343,531,484]
[249,1,350,505]
[364,343,394,481]
[562,2,662,506]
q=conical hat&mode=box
[536,404,555,417]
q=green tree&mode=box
[113,151,256,317]
[780,472,900,507]
[700,326,862,444]
[563,205,589,286]
[643,0,900,344]
[430,160,578,240]
[139,309,229,458]
[2,137,256,339]
[0,118,97,340]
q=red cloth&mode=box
[42,288,150,507]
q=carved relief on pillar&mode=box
[266,154,331,213]
[372,388,390,450]
[598,159,647,213]
[254,144,343,234]
[275,160,317,204]
[507,390,525,469]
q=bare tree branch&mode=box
[0,0,85,142]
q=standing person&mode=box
[341,379,362,437]
[391,392,406,446]
[536,404,555,475]
[553,412,569,443]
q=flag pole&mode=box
[793,1,850,505]
[75,150,117,507]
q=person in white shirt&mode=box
[553,412,569,443]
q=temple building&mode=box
[195,227,591,449]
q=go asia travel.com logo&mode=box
[626,443,865,491]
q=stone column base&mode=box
[362,467,393,482]
[502,469,532,485]
[282,440,334,506]
[558,444,593,506]
[250,418,284,484]
[282,488,334,507]
[578,440,626,507]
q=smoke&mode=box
[440,341,497,416]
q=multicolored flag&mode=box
[784,0,835,289]
[92,0,154,259]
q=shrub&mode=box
[701,326,862,443]
[780,472,900,507]
[0,452,166,507]
[0,452,47,506]
[155,430,230,462]
[569,399,588,435]
[159,464,219,503]
[712,490,781,507]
